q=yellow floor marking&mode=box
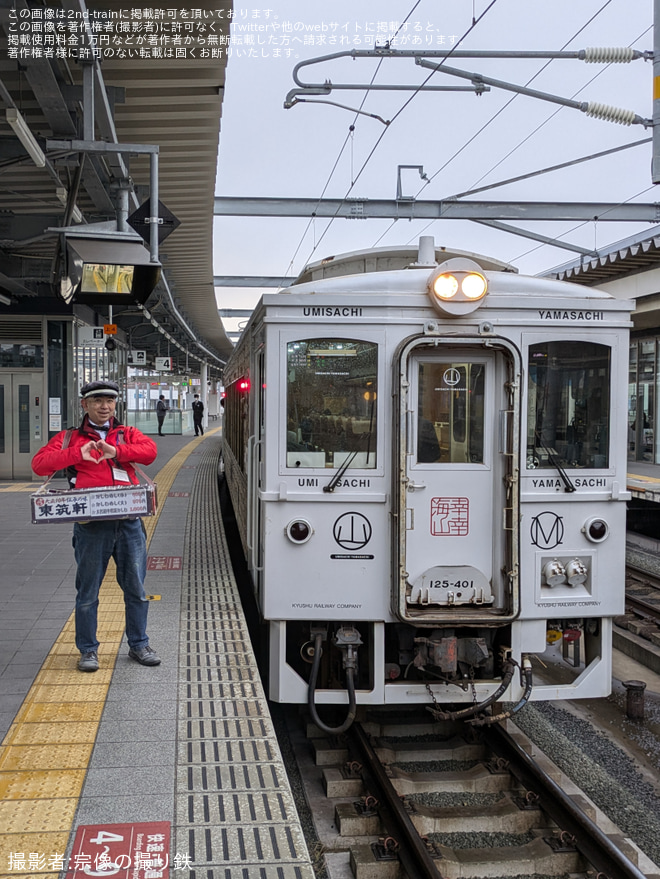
[628,475,660,487]
[0,483,37,492]
[0,436,208,873]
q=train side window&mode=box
[416,361,485,464]
[527,341,611,470]
[286,339,378,469]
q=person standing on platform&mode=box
[31,380,161,673]
[192,393,204,436]
[156,394,168,436]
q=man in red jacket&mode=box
[32,380,161,672]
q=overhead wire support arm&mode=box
[416,58,652,127]
[285,46,650,112]
[284,81,487,110]
[290,47,648,90]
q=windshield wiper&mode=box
[534,430,576,493]
[324,398,376,493]
[323,449,360,493]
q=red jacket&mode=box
[31,416,157,488]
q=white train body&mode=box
[222,239,632,718]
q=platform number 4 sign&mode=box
[66,820,171,879]
[155,357,172,371]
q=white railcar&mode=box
[222,237,632,730]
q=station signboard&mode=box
[128,349,147,366]
[79,326,105,346]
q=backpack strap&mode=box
[35,428,76,492]
[115,428,155,488]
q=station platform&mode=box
[627,460,660,501]
[0,432,314,879]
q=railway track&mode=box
[624,561,660,638]
[297,711,652,879]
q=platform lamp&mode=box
[6,107,46,168]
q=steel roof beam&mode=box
[473,220,599,255]
[214,196,660,223]
[214,276,294,287]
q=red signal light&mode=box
[238,378,250,392]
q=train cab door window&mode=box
[286,339,378,469]
[527,341,611,471]
[416,361,485,464]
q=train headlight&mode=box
[582,517,609,543]
[286,519,313,544]
[461,272,488,299]
[432,273,459,299]
[428,258,488,316]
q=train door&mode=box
[0,373,43,480]
[394,339,520,625]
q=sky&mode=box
[213,0,655,338]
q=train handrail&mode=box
[246,435,265,572]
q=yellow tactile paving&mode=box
[0,745,94,772]
[0,435,208,873]
[27,684,111,704]
[13,702,105,725]
[0,799,77,832]
[0,771,87,800]
[0,874,59,879]
[3,723,100,747]
[0,873,59,879]
[0,840,71,878]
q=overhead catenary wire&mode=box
[511,183,656,264]
[461,22,652,194]
[286,0,501,275]
[281,0,424,283]
[393,4,651,259]
[373,0,622,249]
[422,0,619,195]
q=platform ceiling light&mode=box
[6,107,46,168]
[428,257,488,317]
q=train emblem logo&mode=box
[333,512,372,550]
[442,367,461,386]
[430,497,469,536]
[530,511,564,549]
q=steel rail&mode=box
[627,562,660,590]
[485,723,648,879]
[626,563,660,622]
[626,593,660,624]
[346,722,441,879]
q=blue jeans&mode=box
[72,518,149,654]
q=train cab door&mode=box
[395,338,520,625]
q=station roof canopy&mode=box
[0,0,233,371]
[542,225,660,287]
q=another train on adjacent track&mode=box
[221,237,631,729]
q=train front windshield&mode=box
[527,341,611,470]
[286,339,378,469]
